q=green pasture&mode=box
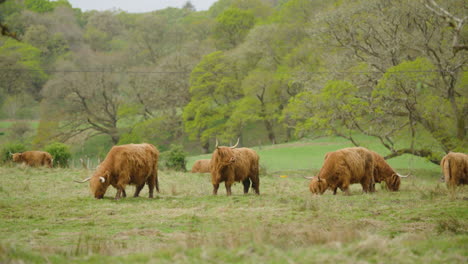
[187,135,440,174]
[1,138,466,263]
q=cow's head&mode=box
[309,176,328,194]
[74,170,110,199]
[12,153,22,162]
[213,138,239,166]
[386,173,407,191]
[90,170,111,199]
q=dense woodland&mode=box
[0,0,466,162]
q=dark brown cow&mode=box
[370,151,407,191]
[440,152,468,188]
[191,159,211,173]
[75,143,159,199]
[309,147,375,195]
[12,151,53,168]
[211,139,260,196]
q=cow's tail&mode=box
[443,157,451,182]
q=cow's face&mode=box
[215,147,236,166]
[12,153,22,162]
[309,177,328,194]
[90,171,110,199]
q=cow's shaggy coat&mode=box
[310,147,375,195]
[211,146,260,196]
[12,151,53,168]
[191,159,211,173]
[370,151,402,191]
[440,152,468,188]
[89,143,159,199]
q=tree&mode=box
[183,51,241,152]
[42,53,125,144]
[214,7,255,50]
[286,0,467,163]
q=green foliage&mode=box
[24,0,54,13]
[164,144,187,171]
[44,142,71,167]
[1,142,26,163]
[214,7,255,49]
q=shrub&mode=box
[1,142,27,163]
[164,144,187,172]
[45,142,71,167]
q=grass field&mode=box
[0,139,466,263]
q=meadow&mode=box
[0,138,467,263]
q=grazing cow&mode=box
[191,159,211,173]
[370,151,407,191]
[75,143,159,199]
[440,152,468,188]
[12,151,53,168]
[211,139,260,196]
[309,147,375,195]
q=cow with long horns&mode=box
[309,147,375,195]
[440,152,468,188]
[211,139,260,196]
[75,143,159,199]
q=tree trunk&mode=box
[202,141,210,154]
[264,120,276,144]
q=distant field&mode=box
[187,136,440,174]
[0,165,466,263]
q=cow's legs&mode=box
[147,177,155,198]
[212,183,219,195]
[333,187,338,195]
[122,188,127,198]
[251,177,260,195]
[242,178,251,194]
[134,183,145,197]
[225,182,232,196]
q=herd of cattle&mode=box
[9,141,468,199]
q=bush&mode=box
[1,142,27,163]
[45,142,71,167]
[164,144,187,172]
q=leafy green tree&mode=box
[0,39,47,100]
[183,51,241,152]
[214,7,255,50]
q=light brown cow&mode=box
[370,151,407,191]
[75,143,159,199]
[211,139,260,196]
[191,159,211,173]
[12,151,53,168]
[440,152,468,188]
[309,147,375,195]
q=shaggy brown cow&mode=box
[440,152,468,188]
[75,143,159,199]
[191,159,211,173]
[370,151,407,191]
[211,139,260,196]
[309,147,375,195]
[12,151,53,168]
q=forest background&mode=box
[0,0,466,163]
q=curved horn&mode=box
[303,176,313,180]
[215,138,219,149]
[99,177,106,183]
[9,151,13,156]
[230,138,240,148]
[396,173,409,178]
[74,177,91,183]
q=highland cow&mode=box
[12,151,53,168]
[370,151,408,191]
[309,147,375,195]
[211,139,260,196]
[440,152,468,188]
[191,159,211,173]
[75,143,159,199]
